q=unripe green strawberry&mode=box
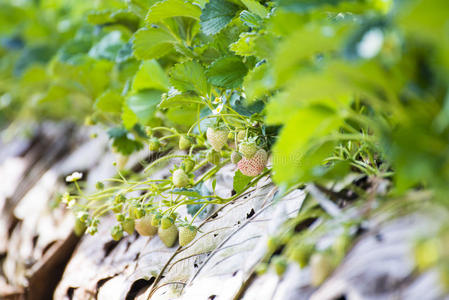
[179,135,192,150]
[111,225,124,241]
[114,194,126,204]
[239,141,258,159]
[135,208,145,219]
[231,151,242,164]
[310,253,334,286]
[95,181,104,190]
[333,234,351,259]
[207,150,221,165]
[84,116,95,126]
[74,218,86,236]
[289,244,314,268]
[116,213,125,222]
[272,256,288,276]
[122,218,135,235]
[206,127,228,151]
[267,236,281,253]
[173,169,189,187]
[182,158,195,173]
[237,130,246,141]
[255,263,268,275]
[151,214,161,227]
[237,149,268,176]
[228,132,234,140]
[161,216,174,229]
[112,204,123,213]
[179,226,197,246]
[145,127,153,136]
[149,137,161,151]
[158,224,178,247]
[135,214,158,236]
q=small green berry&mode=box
[179,135,192,150]
[173,169,189,187]
[149,137,161,151]
[158,224,179,247]
[237,130,246,141]
[272,256,288,276]
[116,213,125,222]
[74,218,86,236]
[231,151,242,164]
[151,214,161,227]
[207,150,220,165]
[135,215,158,236]
[122,218,135,235]
[95,181,104,190]
[111,225,124,241]
[182,159,195,173]
[239,141,258,159]
[161,216,174,229]
[179,226,197,246]
[112,204,123,213]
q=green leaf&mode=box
[159,90,203,108]
[231,32,275,58]
[122,103,139,129]
[107,127,144,155]
[230,32,257,56]
[112,135,144,155]
[169,61,210,95]
[132,60,170,92]
[126,90,162,125]
[166,103,198,126]
[95,90,124,113]
[271,106,342,184]
[239,10,263,28]
[200,0,240,35]
[233,170,252,193]
[132,27,177,60]
[206,56,248,88]
[243,62,274,101]
[145,0,202,24]
[88,31,125,61]
[49,57,113,99]
[240,0,267,18]
[87,9,140,31]
[273,23,349,84]
[276,0,343,13]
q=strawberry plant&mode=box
[2,0,449,293]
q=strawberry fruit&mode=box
[158,224,178,247]
[160,215,174,229]
[231,151,242,164]
[239,141,258,158]
[207,150,221,165]
[122,218,135,235]
[179,226,197,246]
[206,127,228,151]
[149,137,161,151]
[135,214,158,236]
[179,135,192,150]
[173,169,189,187]
[237,149,267,176]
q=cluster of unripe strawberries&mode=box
[111,209,197,248]
[150,125,269,191]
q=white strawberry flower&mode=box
[66,171,83,182]
[213,96,223,104]
[212,103,224,115]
